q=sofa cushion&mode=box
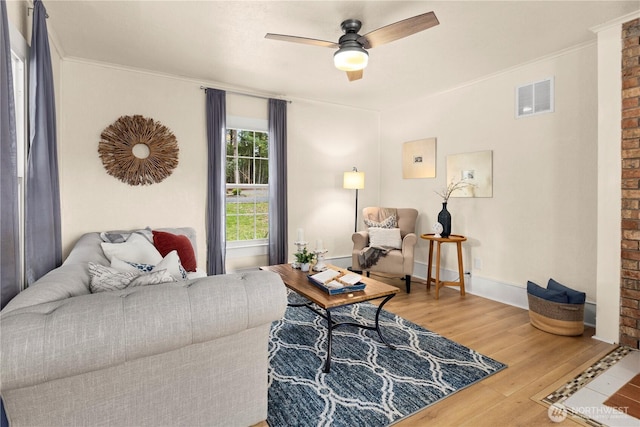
[88,263,175,293]
[526,280,569,303]
[547,278,586,305]
[368,227,402,249]
[153,230,197,272]
[101,233,163,265]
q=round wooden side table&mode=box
[420,234,467,299]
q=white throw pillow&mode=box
[111,250,187,281]
[153,250,187,280]
[368,227,402,249]
[101,232,163,265]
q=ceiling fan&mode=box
[265,11,439,82]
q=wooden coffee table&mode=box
[261,264,399,373]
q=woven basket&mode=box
[527,293,584,336]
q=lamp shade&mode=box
[343,170,365,189]
[333,47,369,72]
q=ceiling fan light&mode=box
[333,47,368,71]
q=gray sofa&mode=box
[0,227,287,427]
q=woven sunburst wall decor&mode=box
[98,115,179,186]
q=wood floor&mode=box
[370,274,615,427]
[257,273,616,427]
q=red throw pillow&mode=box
[152,230,197,272]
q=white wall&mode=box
[380,45,599,303]
[287,98,379,263]
[58,60,380,271]
[6,0,28,39]
[59,60,209,263]
[593,13,639,343]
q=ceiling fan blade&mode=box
[265,33,338,48]
[347,69,363,82]
[358,11,439,49]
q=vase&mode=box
[437,202,451,238]
[300,263,310,272]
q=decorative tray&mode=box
[307,269,366,295]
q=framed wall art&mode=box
[402,137,436,179]
[446,150,493,197]
[98,115,179,186]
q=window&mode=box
[225,128,269,243]
[10,22,28,291]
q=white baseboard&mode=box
[330,257,596,327]
[591,335,616,344]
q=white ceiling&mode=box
[43,0,639,110]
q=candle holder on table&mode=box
[313,248,328,272]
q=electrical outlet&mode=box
[473,258,482,270]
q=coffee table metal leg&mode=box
[321,294,396,373]
[374,294,396,349]
[324,309,333,373]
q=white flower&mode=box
[435,179,475,202]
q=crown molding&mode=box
[590,9,640,33]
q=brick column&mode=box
[621,18,640,349]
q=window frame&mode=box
[9,21,28,291]
[225,116,269,255]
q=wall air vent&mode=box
[516,77,554,118]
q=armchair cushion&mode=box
[369,227,402,249]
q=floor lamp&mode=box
[343,167,365,233]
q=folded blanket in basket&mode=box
[526,279,586,304]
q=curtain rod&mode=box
[200,86,292,104]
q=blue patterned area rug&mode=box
[267,294,507,427]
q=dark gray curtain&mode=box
[268,99,288,265]
[1,0,20,308]
[25,0,61,285]
[205,88,226,275]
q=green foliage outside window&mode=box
[226,128,269,242]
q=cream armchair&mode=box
[351,207,419,293]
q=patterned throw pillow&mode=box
[364,214,397,229]
[124,261,155,273]
[99,228,153,243]
[128,269,175,287]
[88,263,175,293]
